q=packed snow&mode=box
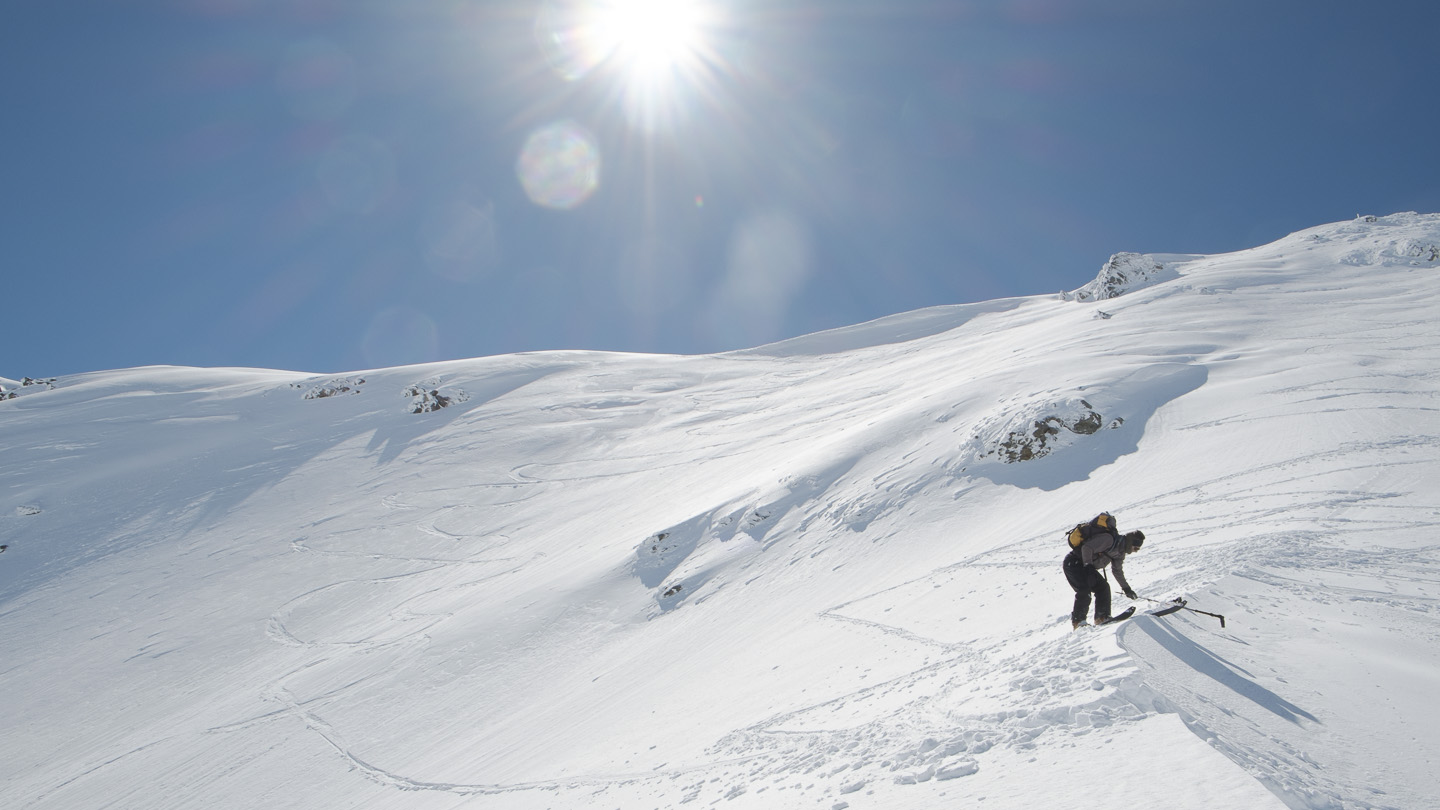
[2,213,1438,810]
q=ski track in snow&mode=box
[170,406,1440,804]
[249,435,1439,809]
[4,214,1440,809]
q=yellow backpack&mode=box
[1067,512,1115,549]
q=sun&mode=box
[594,0,704,78]
[533,0,717,130]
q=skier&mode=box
[1063,522,1144,629]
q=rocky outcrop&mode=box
[2,377,57,402]
[979,399,1123,464]
[402,381,469,413]
[293,377,367,399]
[1068,253,1165,302]
[289,375,469,414]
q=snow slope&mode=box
[2,213,1438,810]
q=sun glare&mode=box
[533,0,717,134]
[597,0,702,76]
[535,0,710,85]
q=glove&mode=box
[1124,588,1137,600]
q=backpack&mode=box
[1066,512,1115,549]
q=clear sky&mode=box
[6,0,1439,377]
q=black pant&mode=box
[1063,552,1111,624]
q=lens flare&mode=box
[533,0,609,81]
[705,208,813,346]
[516,121,601,210]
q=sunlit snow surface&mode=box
[3,214,1439,810]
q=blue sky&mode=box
[5,0,1439,377]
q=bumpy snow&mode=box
[2,213,1438,810]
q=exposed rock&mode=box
[978,399,1123,464]
[1070,253,1165,302]
[3,377,56,402]
[637,530,695,590]
[402,381,469,413]
[294,377,366,399]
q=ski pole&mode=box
[1184,605,1227,629]
[1139,596,1226,628]
[1137,596,1185,617]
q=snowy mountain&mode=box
[3,213,1438,810]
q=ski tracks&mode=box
[708,439,1440,809]
[669,555,1153,802]
[703,610,1157,803]
[247,375,1440,808]
[243,491,552,798]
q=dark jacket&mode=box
[1077,531,1134,595]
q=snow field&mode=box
[1,213,1438,809]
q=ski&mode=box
[1097,606,1136,624]
[1137,597,1187,618]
